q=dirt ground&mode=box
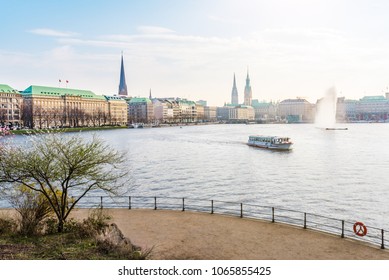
[70,208,389,260]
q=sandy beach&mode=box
[70,208,389,260]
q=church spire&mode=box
[231,73,239,105]
[118,52,128,97]
[244,67,252,106]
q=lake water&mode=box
[2,123,389,230]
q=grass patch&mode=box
[0,211,152,260]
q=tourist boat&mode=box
[247,135,293,150]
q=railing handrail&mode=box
[80,194,388,250]
[1,194,387,249]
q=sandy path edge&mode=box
[70,208,389,260]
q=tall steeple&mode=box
[243,67,252,106]
[118,52,128,97]
[231,73,239,105]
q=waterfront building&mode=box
[335,97,347,122]
[204,106,217,122]
[21,85,108,128]
[152,99,163,121]
[196,100,207,107]
[196,102,205,122]
[153,99,171,123]
[336,95,389,122]
[278,98,315,123]
[151,97,198,123]
[231,73,239,105]
[229,105,255,121]
[127,97,154,123]
[243,70,252,106]
[165,99,181,123]
[251,99,278,122]
[0,84,22,127]
[104,95,128,125]
[118,53,128,97]
[355,96,389,121]
[217,105,234,121]
[343,99,358,121]
[177,98,197,122]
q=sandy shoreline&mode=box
[69,208,389,260]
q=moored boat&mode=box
[325,127,348,130]
[129,123,144,129]
[248,135,293,150]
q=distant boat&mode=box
[129,123,144,129]
[325,127,348,130]
[248,135,293,150]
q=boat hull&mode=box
[248,135,293,151]
[247,142,292,150]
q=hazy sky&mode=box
[2,0,389,105]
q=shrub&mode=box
[10,186,53,236]
[96,239,153,260]
[84,208,112,232]
[0,216,17,235]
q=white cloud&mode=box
[9,25,389,105]
[29,28,79,37]
[137,25,175,35]
[207,15,242,24]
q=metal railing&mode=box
[81,195,387,250]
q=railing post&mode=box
[341,220,344,238]
[303,213,307,229]
[128,196,131,210]
[100,196,103,209]
[182,198,185,212]
[272,207,275,223]
[240,203,243,218]
[381,229,385,249]
[211,200,214,214]
[154,197,157,210]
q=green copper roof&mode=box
[128,97,152,103]
[360,96,387,102]
[0,84,19,93]
[224,103,239,107]
[104,95,125,101]
[251,100,272,108]
[178,100,196,105]
[22,85,106,100]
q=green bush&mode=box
[0,217,17,235]
[10,187,53,236]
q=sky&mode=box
[2,0,389,106]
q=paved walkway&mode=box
[71,209,389,260]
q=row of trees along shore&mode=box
[22,106,124,129]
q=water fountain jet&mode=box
[315,87,347,130]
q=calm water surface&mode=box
[2,123,389,229]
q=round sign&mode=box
[353,222,367,237]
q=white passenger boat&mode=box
[129,123,144,129]
[248,135,293,150]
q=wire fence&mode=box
[80,195,387,249]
